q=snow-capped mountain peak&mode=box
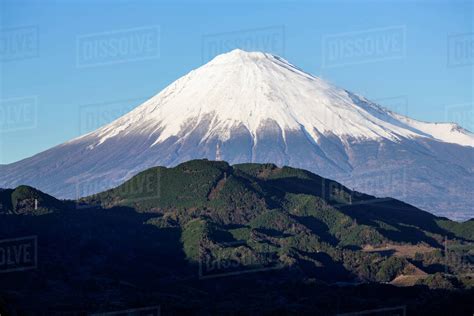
[1,49,472,220]
[86,49,473,150]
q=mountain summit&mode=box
[86,49,472,148]
[1,49,472,219]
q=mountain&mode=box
[84,159,474,244]
[0,160,473,315]
[0,185,66,215]
[0,49,472,220]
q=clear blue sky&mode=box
[0,0,472,164]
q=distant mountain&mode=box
[0,49,472,220]
[0,160,473,314]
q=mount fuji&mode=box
[1,49,472,220]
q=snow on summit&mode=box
[89,49,473,149]
[1,49,472,220]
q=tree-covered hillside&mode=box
[0,160,472,315]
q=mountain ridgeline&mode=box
[0,186,67,215]
[0,160,473,315]
[1,50,472,220]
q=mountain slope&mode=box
[1,160,473,314]
[0,185,65,215]
[83,160,473,238]
[0,49,472,220]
